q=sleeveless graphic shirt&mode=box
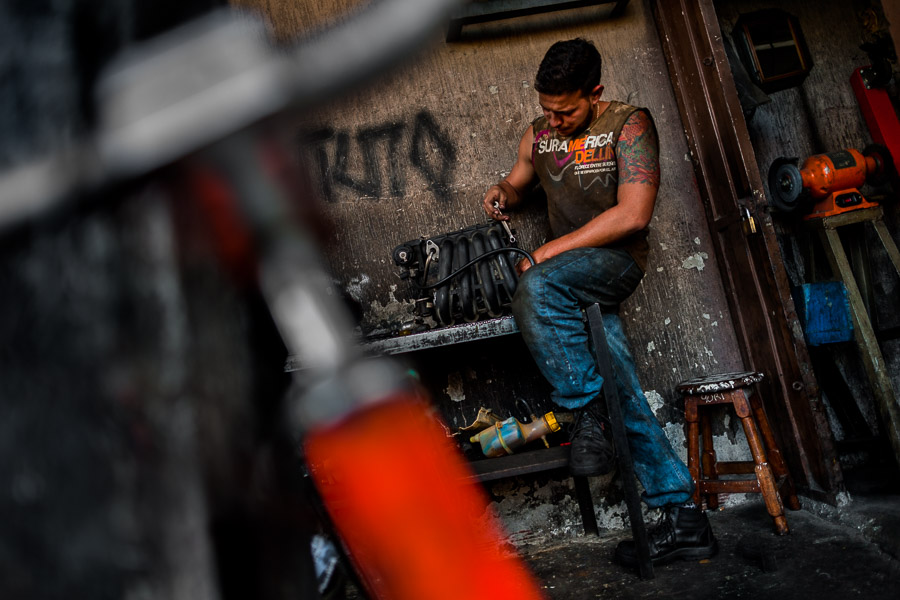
[531,100,651,272]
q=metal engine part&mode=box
[392,221,526,326]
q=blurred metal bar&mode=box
[0,0,461,234]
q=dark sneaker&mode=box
[615,505,719,567]
[568,403,615,477]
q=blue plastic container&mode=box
[794,281,854,346]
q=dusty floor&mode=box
[340,462,900,599]
[521,462,900,599]
[520,500,899,599]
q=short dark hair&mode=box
[534,38,602,96]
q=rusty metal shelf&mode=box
[363,315,519,355]
[284,315,519,372]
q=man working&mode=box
[481,38,717,567]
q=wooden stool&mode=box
[678,371,800,535]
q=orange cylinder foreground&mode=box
[304,394,546,600]
[798,149,874,199]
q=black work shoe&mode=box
[568,403,615,477]
[615,506,719,567]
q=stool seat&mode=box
[677,371,764,395]
[680,371,800,535]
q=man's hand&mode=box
[516,256,532,274]
[482,183,513,221]
[516,241,556,274]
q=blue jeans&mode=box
[512,247,694,508]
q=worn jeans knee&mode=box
[512,247,643,409]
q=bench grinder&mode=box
[767,145,892,219]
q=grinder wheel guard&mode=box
[392,222,533,326]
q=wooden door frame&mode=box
[650,0,843,503]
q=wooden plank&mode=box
[453,0,617,20]
[447,1,628,40]
[701,479,761,494]
[365,316,518,355]
[284,316,519,371]
[715,462,756,475]
[872,217,900,275]
[450,0,621,22]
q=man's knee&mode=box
[512,268,543,315]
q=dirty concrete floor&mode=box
[517,463,900,600]
[340,463,900,599]
[519,500,899,599]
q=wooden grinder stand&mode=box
[807,205,900,469]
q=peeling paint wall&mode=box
[237,0,757,525]
[243,0,749,423]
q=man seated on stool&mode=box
[481,38,718,567]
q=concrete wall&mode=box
[237,0,747,423]
[229,0,760,534]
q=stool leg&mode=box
[736,397,789,535]
[700,408,719,509]
[750,393,801,511]
[685,399,702,508]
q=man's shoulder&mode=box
[607,101,648,118]
[605,102,655,142]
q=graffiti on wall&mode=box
[302,110,457,203]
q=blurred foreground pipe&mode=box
[304,393,545,600]
[200,133,544,600]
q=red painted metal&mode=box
[851,67,900,172]
[304,394,546,600]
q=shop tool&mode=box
[767,145,892,218]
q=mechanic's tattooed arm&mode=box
[616,109,661,187]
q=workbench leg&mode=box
[819,227,900,471]
[585,304,654,580]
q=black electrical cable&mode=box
[415,247,535,290]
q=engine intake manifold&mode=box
[392,222,532,326]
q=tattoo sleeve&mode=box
[616,110,660,187]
